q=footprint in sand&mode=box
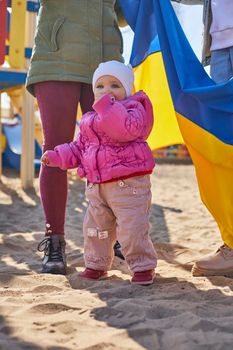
[50,321,77,335]
[30,285,63,294]
[30,303,81,314]
[92,307,142,327]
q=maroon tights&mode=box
[35,81,94,235]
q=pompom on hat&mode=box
[92,60,134,97]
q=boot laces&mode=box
[37,237,63,262]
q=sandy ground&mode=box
[1,163,233,350]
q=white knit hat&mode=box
[92,60,134,97]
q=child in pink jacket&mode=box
[41,60,157,285]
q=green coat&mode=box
[26,0,124,96]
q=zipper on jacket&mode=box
[90,115,101,182]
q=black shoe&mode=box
[113,241,125,260]
[37,235,67,275]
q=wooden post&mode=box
[9,0,26,69]
[0,0,7,179]
[21,89,35,188]
[20,1,37,189]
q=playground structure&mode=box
[0,0,39,189]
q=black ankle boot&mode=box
[37,235,67,275]
[113,241,125,260]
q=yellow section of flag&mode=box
[133,52,183,150]
[177,112,233,246]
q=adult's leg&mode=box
[192,47,233,276]
[35,81,82,235]
[79,82,94,113]
[35,81,83,274]
[210,48,233,83]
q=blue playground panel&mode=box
[5,46,33,59]
[2,121,42,171]
[0,69,27,90]
[7,0,40,12]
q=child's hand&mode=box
[41,151,50,166]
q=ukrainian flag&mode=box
[119,0,183,150]
[120,0,233,247]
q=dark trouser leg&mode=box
[35,81,93,235]
[35,81,94,273]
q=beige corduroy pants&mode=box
[83,175,157,273]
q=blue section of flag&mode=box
[119,0,160,67]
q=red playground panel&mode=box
[0,0,7,65]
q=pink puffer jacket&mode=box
[47,90,155,183]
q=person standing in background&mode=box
[26,0,126,275]
[173,0,233,276]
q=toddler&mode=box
[41,60,157,285]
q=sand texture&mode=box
[1,164,233,350]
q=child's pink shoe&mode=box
[79,268,107,280]
[131,270,155,285]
